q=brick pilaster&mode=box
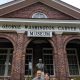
[11,33,24,80]
[55,34,68,80]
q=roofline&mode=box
[0,0,80,19]
[0,0,38,16]
[40,0,80,19]
[0,0,25,9]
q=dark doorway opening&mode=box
[25,38,54,76]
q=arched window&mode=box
[66,39,80,75]
[32,12,47,18]
[0,38,13,78]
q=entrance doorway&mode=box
[25,38,54,77]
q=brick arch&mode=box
[0,34,16,50]
[23,37,57,54]
[49,37,57,54]
[23,37,32,53]
[64,36,80,50]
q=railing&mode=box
[69,76,80,80]
[0,76,10,80]
[24,76,32,80]
[24,75,57,80]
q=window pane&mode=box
[8,65,12,76]
[43,48,54,75]
[0,65,5,75]
[67,48,79,75]
[0,48,13,76]
[25,48,33,75]
[32,12,47,18]
[69,65,79,75]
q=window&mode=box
[67,48,79,75]
[25,48,33,75]
[0,48,13,76]
[32,12,47,18]
[43,48,54,75]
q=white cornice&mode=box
[0,18,80,24]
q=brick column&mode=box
[20,53,25,80]
[11,33,24,80]
[55,34,68,80]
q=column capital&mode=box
[16,30,25,33]
[55,31,63,35]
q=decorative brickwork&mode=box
[54,34,68,80]
[11,33,25,80]
[0,32,17,49]
[63,35,80,48]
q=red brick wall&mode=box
[0,2,75,19]
[0,32,80,80]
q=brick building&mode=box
[0,0,80,80]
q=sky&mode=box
[0,0,13,5]
[0,0,80,9]
[61,0,80,9]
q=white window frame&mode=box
[25,48,33,77]
[67,48,80,76]
[0,48,13,77]
[43,48,55,77]
[32,12,47,18]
